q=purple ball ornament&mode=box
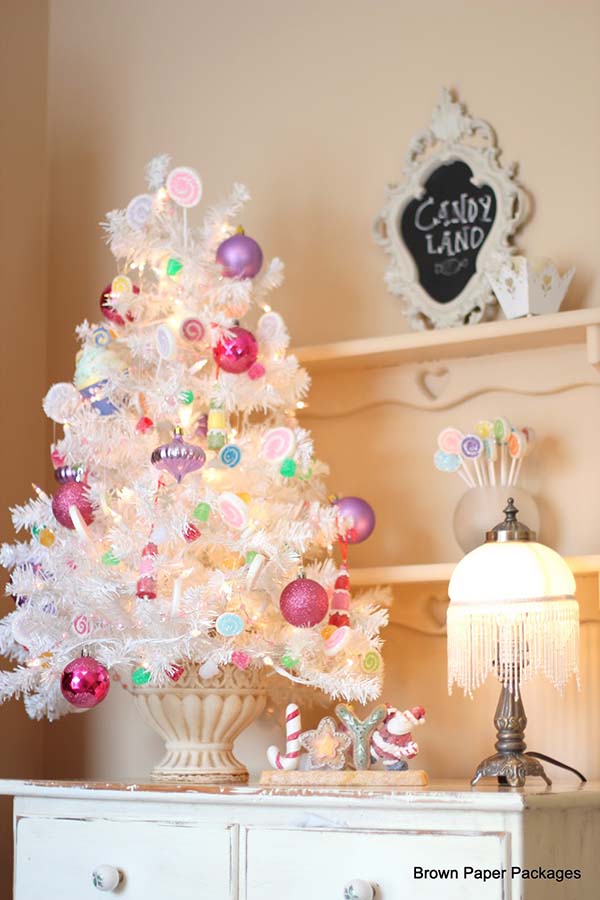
[52,481,95,529]
[61,655,110,709]
[213,326,258,374]
[334,496,376,544]
[279,576,329,628]
[216,230,263,279]
[151,427,206,483]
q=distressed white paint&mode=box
[3,780,600,899]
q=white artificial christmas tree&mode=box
[0,157,387,775]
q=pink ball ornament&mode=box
[213,326,258,374]
[216,232,263,279]
[61,656,110,708]
[52,481,94,529]
[280,577,328,628]
[335,496,376,544]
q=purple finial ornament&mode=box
[54,465,85,484]
[151,427,206,483]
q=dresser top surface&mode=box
[2,778,600,811]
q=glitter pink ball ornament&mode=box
[61,656,110,708]
[213,326,258,374]
[216,232,263,279]
[280,577,329,628]
[52,481,94,529]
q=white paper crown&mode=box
[486,256,575,319]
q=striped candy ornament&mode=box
[266,703,302,770]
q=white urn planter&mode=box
[131,665,267,783]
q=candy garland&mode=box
[435,418,535,488]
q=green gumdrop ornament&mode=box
[279,458,297,478]
[166,258,183,277]
[193,502,211,522]
[101,550,120,566]
[132,667,152,686]
[280,653,299,670]
[179,389,194,405]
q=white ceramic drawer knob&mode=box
[344,879,375,900]
[92,865,122,892]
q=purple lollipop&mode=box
[334,496,376,544]
[151,428,206,483]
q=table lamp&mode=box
[447,498,580,787]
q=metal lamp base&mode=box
[471,681,551,788]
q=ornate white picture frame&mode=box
[374,90,529,330]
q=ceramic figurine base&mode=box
[260,769,429,787]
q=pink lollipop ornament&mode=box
[438,428,474,486]
[261,426,296,462]
[165,166,203,208]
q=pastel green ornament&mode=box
[280,653,299,670]
[193,502,211,522]
[101,550,120,566]
[166,258,183,277]
[132,667,152,686]
[279,457,297,478]
[245,550,257,565]
[30,525,41,538]
[179,389,194,405]
[335,703,387,770]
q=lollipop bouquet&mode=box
[434,418,538,552]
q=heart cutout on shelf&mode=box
[418,366,450,400]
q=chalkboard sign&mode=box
[374,90,527,330]
[400,160,496,305]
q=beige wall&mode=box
[1,0,599,826]
[0,1,50,894]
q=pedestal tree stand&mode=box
[132,666,266,783]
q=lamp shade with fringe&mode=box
[447,517,579,699]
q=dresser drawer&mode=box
[15,814,234,899]
[243,827,509,899]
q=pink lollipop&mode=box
[323,625,352,657]
[217,492,249,530]
[166,167,202,208]
[261,427,296,462]
[438,427,463,455]
[181,318,205,342]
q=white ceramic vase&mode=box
[452,486,540,554]
[131,664,267,784]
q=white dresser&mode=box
[2,780,599,899]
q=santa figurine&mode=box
[370,704,426,770]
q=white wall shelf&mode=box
[351,554,600,586]
[295,307,600,373]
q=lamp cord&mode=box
[526,752,587,783]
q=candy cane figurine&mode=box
[267,703,302,770]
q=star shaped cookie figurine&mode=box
[299,716,352,769]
